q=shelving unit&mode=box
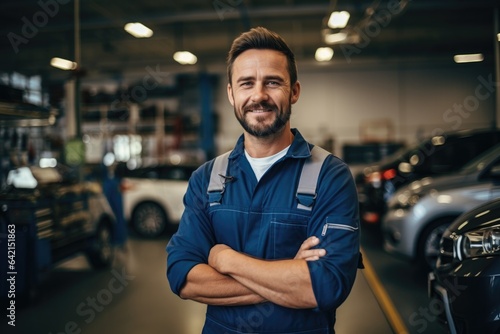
[80,72,219,165]
[0,101,60,189]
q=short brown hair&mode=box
[226,27,298,86]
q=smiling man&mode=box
[166,27,361,334]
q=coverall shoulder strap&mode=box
[207,150,232,205]
[296,145,331,211]
[207,146,330,207]
[296,146,364,269]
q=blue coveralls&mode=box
[166,129,360,334]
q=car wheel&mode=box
[86,221,114,269]
[131,202,168,238]
[418,217,455,271]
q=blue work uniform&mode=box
[167,129,360,334]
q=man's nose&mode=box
[251,83,269,103]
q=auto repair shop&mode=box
[1,1,500,333]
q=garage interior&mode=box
[1,0,500,333]
[1,0,498,167]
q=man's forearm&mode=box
[179,263,266,306]
[210,248,318,309]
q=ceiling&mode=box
[0,0,498,81]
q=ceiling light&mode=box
[50,57,77,70]
[453,53,484,63]
[124,22,153,38]
[324,32,348,44]
[173,51,197,65]
[497,33,500,41]
[328,11,350,29]
[315,47,334,62]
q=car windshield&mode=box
[364,144,413,168]
[373,136,439,167]
[459,143,500,175]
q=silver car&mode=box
[382,143,500,270]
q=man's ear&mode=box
[291,81,301,104]
[227,83,235,106]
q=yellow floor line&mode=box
[360,247,410,334]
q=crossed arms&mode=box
[179,236,326,309]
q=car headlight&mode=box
[460,227,500,259]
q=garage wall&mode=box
[214,61,496,158]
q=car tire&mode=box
[86,221,114,269]
[131,202,168,238]
[417,217,455,271]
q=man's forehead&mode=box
[233,49,288,75]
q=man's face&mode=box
[227,49,300,138]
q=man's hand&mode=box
[294,236,326,261]
[208,244,233,272]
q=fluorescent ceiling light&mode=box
[328,11,350,29]
[324,32,348,44]
[124,22,153,38]
[50,57,77,70]
[315,47,334,62]
[453,53,484,63]
[173,51,197,65]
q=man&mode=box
[167,26,360,334]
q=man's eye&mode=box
[267,81,280,86]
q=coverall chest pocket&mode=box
[270,218,308,260]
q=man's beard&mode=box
[235,101,291,138]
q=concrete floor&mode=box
[1,236,394,334]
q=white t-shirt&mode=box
[245,146,290,181]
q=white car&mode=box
[118,163,198,238]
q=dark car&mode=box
[0,165,116,300]
[356,128,500,225]
[428,198,500,333]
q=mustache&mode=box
[244,102,277,112]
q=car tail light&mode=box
[362,212,380,224]
[382,168,397,180]
[365,171,382,184]
[365,168,397,186]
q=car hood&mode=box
[444,198,500,236]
